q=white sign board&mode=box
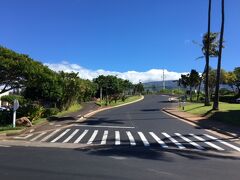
[13,99,19,111]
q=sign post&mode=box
[13,99,19,128]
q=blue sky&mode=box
[0,0,240,82]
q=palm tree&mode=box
[204,0,212,106]
[213,0,225,110]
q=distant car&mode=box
[168,97,178,102]
[236,98,240,103]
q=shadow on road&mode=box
[74,139,240,161]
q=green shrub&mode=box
[219,96,236,103]
[43,108,60,117]
[219,88,234,96]
[0,95,26,105]
[17,103,45,122]
[0,111,12,125]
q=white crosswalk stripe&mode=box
[175,133,204,150]
[115,131,121,145]
[87,130,98,144]
[126,131,136,146]
[138,132,150,146]
[63,129,79,143]
[162,132,185,149]
[40,129,61,142]
[30,132,47,142]
[204,134,240,152]
[74,130,89,144]
[15,129,240,152]
[51,129,71,143]
[101,130,108,145]
[189,134,224,151]
[14,134,34,139]
[149,132,168,148]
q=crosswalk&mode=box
[14,128,240,152]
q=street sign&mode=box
[13,99,19,111]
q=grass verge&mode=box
[0,125,25,135]
[56,103,82,117]
[182,102,240,126]
[0,104,83,135]
[96,95,142,107]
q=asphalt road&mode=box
[1,95,240,180]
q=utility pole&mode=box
[162,69,165,90]
[100,87,102,107]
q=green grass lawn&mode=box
[56,103,82,117]
[0,125,25,134]
[182,102,240,126]
[96,95,142,107]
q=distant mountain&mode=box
[143,80,179,91]
[143,80,233,92]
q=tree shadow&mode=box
[196,110,240,137]
[47,116,77,121]
[74,139,240,161]
[141,109,160,112]
[74,117,125,126]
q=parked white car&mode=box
[236,98,240,103]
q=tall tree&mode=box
[204,0,212,106]
[213,0,225,110]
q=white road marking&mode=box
[138,132,150,146]
[50,129,70,143]
[30,132,47,142]
[115,131,121,145]
[14,134,33,139]
[189,134,224,151]
[87,130,98,144]
[0,145,11,147]
[149,132,168,148]
[40,129,61,142]
[175,133,204,150]
[63,129,79,143]
[74,124,135,129]
[74,130,89,143]
[162,132,185,149]
[204,134,240,152]
[101,130,108,145]
[126,131,136,146]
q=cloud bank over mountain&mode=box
[45,61,187,84]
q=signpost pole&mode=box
[13,99,19,128]
[13,111,16,128]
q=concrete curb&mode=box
[162,108,238,138]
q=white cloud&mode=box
[44,61,187,84]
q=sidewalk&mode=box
[163,107,240,138]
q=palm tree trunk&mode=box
[197,65,207,102]
[205,0,212,106]
[213,0,225,110]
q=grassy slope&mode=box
[0,103,83,134]
[183,102,240,125]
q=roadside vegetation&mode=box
[176,0,240,126]
[0,46,144,133]
[182,102,240,126]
